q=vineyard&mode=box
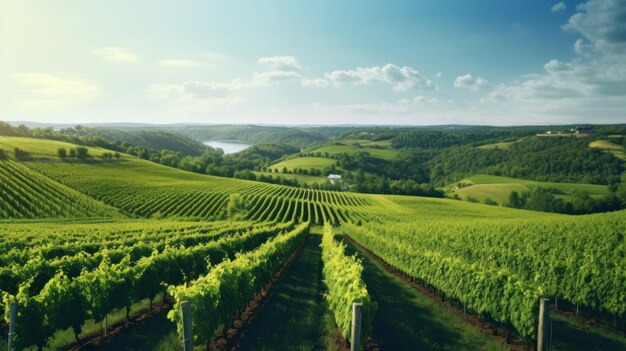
[0,135,625,350]
[343,211,626,339]
[0,161,121,219]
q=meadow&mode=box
[449,174,609,204]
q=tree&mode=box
[508,191,523,208]
[13,147,29,160]
[0,149,6,160]
[57,148,67,159]
[74,147,89,159]
[69,148,76,158]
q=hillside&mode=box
[79,127,208,156]
[0,136,562,224]
[449,174,610,205]
[0,160,123,219]
[0,136,378,223]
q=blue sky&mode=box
[1,0,625,125]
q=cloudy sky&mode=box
[1,0,625,125]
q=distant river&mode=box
[203,140,251,154]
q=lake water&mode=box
[204,140,252,154]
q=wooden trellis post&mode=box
[181,300,193,351]
[8,303,16,351]
[537,298,551,351]
[350,303,363,351]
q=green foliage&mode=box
[226,193,249,219]
[321,223,376,341]
[168,222,309,346]
[343,211,626,339]
[1,220,297,348]
[172,124,329,148]
[57,148,67,159]
[429,136,624,186]
[74,146,89,159]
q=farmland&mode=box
[0,134,625,351]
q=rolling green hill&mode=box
[448,174,609,205]
[0,136,376,223]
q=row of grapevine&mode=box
[320,223,376,342]
[0,221,279,297]
[0,161,121,219]
[0,220,259,267]
[168,222,310,348]
[2,221,295,350]
[19,159,378,221]
[343,211,626,339]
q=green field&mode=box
[589,140,625,160]
[310,144,399,160]
[449,174,609,204]
[477,137,529,150]
[0,135,624,351]
[269,156,339,172]
[335,138,393,148]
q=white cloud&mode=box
[258,56,301,71]
[479,0,626,119]
[14,73,101,108]
[92,47,138,62]
[398,96,441,105]
[453,74,489,90]
[325,64,436,91]
[551,2,567,12]
[562,0,626,54]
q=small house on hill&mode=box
[327,174,342,184]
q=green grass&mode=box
[335,138,393,148]
[341,235,511,351]
[477,141,515,150]
[448,174,609,205]
[238,229,330,351]
[550,313,626,351]
[382,193,559,221]
[269,157,339,172]
[0,136,115,160]
[94,309,180,351]
[310,144,399,161]
[477,137,530,150]
[589,140,625,160]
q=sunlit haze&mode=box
[1,0,625,125]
